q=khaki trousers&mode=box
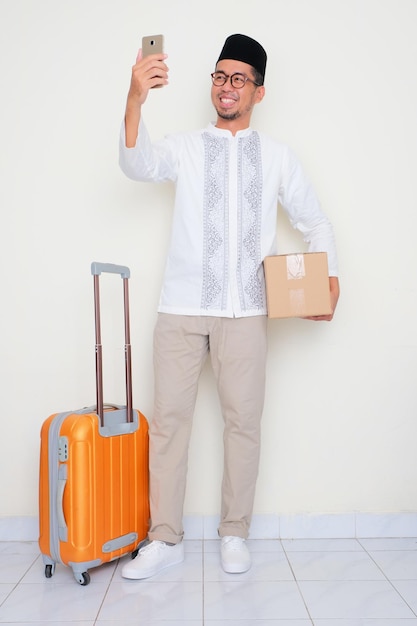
[148,313,268,544]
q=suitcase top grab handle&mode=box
[91,262,133,426]
[91,262,130,280]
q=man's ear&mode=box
[255,85,265,103]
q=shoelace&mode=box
[139,540,166,555]
[222,536,245,551]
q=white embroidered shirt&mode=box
[119,120,338,318]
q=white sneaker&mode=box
[220,536,251,573]
[121,540,184,579]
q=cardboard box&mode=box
[264,252,331,319]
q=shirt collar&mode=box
[206,123,253,138]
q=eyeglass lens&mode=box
[212,73,248,88]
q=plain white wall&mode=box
[1,0,416,522]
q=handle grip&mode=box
[91,262,130,279]
[57,464,68,541]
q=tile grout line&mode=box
[281,538,417,622]
[94,556,120,624]
[359,542,417,618]
[281,539,315,625]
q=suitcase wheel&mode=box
[74,571,91,586]
[44,564,55,578]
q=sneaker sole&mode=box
[221,562,251,574]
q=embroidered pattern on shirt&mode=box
[201,131,265,312]
[201,133,229,310]
[237,133,265,310]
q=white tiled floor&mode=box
[0,537,416,625]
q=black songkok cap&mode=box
[217,34,267,83]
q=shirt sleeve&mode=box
[119,118,178,183]
[279,147,339,276]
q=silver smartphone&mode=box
[141,34,165,88]
[142,34,164,57]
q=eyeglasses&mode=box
[211,71,261,89]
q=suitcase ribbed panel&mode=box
[39,413,56,559]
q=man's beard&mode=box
[216,108,241,121]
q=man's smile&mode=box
[218,93,238,107]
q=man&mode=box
[119,34,339,579]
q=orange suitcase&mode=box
[38,263,149,585]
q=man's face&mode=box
[211,59,264,124]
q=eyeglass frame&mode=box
[210,71,262,89]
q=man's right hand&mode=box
[124,49,168,148]
[128,49,169,106]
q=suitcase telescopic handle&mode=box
[91,262,133,426]
[91,262,130,279]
